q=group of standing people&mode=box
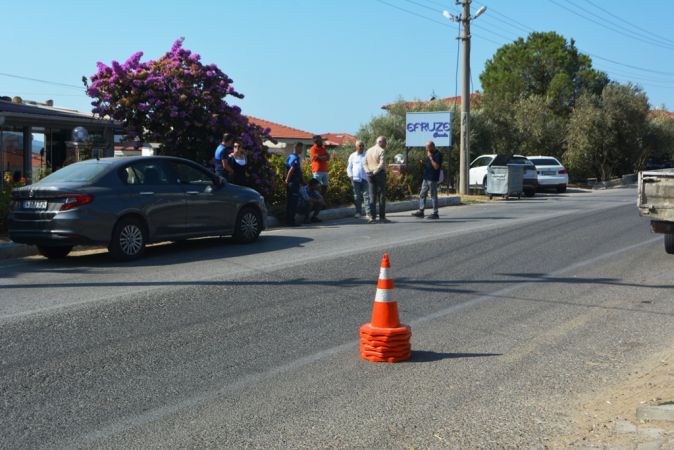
[213,133,248,186]
[284,134,443,226]
[284,135,329,226]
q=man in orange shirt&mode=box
[309,135,330,195]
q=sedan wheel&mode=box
[234,207,261,243]
[109,218,146,261]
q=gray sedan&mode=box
[8,156,267,260]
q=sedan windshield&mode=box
[39,162,110,184]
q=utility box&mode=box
[486,165,524,199]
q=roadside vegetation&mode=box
[3,32,674,232]
[356,32,674,185]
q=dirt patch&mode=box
[549,342,674,448]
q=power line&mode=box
[587,53,674,77]
[584,0,674,47]
[473,0,534,34]
[566,0,674,49]
[401,0,441,14]
[548,0,674,51]
[375,0,451,28]
[456,2,674,78]
[0,72,83,90]
[477,15,528,39]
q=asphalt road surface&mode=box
[1,188,672,449]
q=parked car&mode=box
[8,156,267,260]
[469,154,538,197]
[526,156,569,193]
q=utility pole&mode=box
[445,2,486,195]
[459,0,471,195]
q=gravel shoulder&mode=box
[550,339,674,448]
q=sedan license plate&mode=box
[22,200,47,210]
[542,170,556,175]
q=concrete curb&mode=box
[267,195,461,228]
[636,404,674,422]
[0,196,461,260]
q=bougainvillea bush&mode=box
[84,38,275,197]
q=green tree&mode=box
[643,111,674,168]
[566,83,650,181]
[479,31,609,159]
[480,31,608,112]
[513,95,566,158]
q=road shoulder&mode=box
[550,340,674,448]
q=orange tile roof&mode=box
[381,93,483,110]
[320,133,356,146]
[650,109,674,120]
[246,116,315,140]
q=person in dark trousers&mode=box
[285,142,305,226]
[298,178,326,223]
[364,136,389,224]
[214,133,234,179]
[412,140,443,220]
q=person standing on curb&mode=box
[364,136,389,224]
[285,142,305,227]
[309,135,330,196]
[412,140,443,220]
[214,133,234,179]
[346,140,371,219]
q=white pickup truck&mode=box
[638,169,674,254]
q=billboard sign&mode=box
[405,111,452,147]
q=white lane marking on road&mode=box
[73,234,661,446]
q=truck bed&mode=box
[638,169,674,222]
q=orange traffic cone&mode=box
[360,253,411,363]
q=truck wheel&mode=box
[524,187,536,197]
[665,234,674,254]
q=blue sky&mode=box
[2,0,673,135]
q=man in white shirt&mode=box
[346,140,371,219]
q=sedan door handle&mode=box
[186,191,200,195]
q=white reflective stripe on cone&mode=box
[374,288,394,302]
[378,267,390,279]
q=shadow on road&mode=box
[410,351,502,362]
[0,234,313,278]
